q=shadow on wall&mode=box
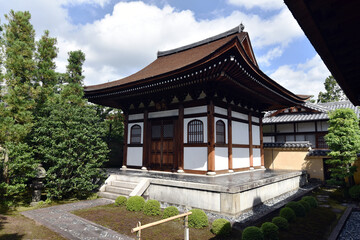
[232,196,263,230]
[302,157,325,181]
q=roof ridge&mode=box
[157,24,245,57]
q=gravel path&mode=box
[338,210,360,240]
[21,198,133,240]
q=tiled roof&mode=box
[307,149,330,157]
[264,141,312,148]
[263,101,359,123]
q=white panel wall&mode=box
[128,122,144,144]
[149,109,178,119]
[215,117,228,144]
[127,147,143,166]
[277,123,294,133]
[232,121,249,144]
[253,149,261,167]
[214,106,227,116]
[263,136,275,142]
[184,147,208,170]
[233,148,250,168]
[184,117,207,144]
[297,122,315,132]
[128,113,144,121]
[317,121,329,131]
[215,147,228,170]
[251,116,259,123]
[232,111,248,120]
[252,125,260,145]
[184,106,207,115]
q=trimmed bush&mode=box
[188,209,208,228]
[261,222,279,240]
[302,196,318,208]
[272,216,288,230]
[114,196,127,206]
[211,218,231,236]
[143,200,161,216]
[162,206,179,219]
[126,196,145,211]
[242,226,264,240]
[298,200,310,212]
[279,207,296,222]
[285,201,306,217]
[349,185,360,200]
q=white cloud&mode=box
[227,0,285,11]
[270,54,331,97]
[62,0,111,8]
[257,46,283,66]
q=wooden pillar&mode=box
[248,113,254,169]
[227,106,233,172]
[122,112,129,168]
[260,117,264,168]
[177,104,184,173]
[207,100,215,174]
[142,109,148,170]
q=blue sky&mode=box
[0,0,331,98]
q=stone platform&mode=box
[104,168,307,217]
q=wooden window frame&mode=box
[216,120,226,144]
[130,124,142,144]
[187,119,204,143]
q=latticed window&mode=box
[188,120,203,143]
[216,120,225,143]
[130,125,141,143]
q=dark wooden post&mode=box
[178,104,184,173]
[207,100,215,174]
[227,106,233,172]
[142,109,149,170]
[122,111,129,169]
[248,113,254,169]
[260,117,264,168]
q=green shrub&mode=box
[211,218,231,236]
[302,196,318,208]
[143,200,161,216]
[242,226,264,240]
[285,201,306,217]
[114,196,127,206]
[349,185,360,200]
[261,222,279,240]
[298,200,310,212]
[162,206,179,219]
[188,209,208,228]
[271,216,288,230]
[126,196,145,211]
[279,207,296,222]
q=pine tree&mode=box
[317,76,347,103]
[325,109,360,186]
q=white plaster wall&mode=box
[317,121,329,131]
[149,109,178,119]
[251,116,259,123]
[233,148,250,168]
[297,122,315,132]
[264,136,275,142]
[277,123,294,133]
[232,111,248,120]
[128,122,144,144]
[215,117,228,144]
[215,147,228,171]
[215,106,227,116]
[252,125,260,145]
[232,121,249,144]
[127,147,143,166]
[184,117,207,143]
[253,149,261,167]
[128,113,144,121]
[184,147,207,170]
[184,106,207,115]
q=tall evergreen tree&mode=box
[325,109,360,186]
[317,76,347,103]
